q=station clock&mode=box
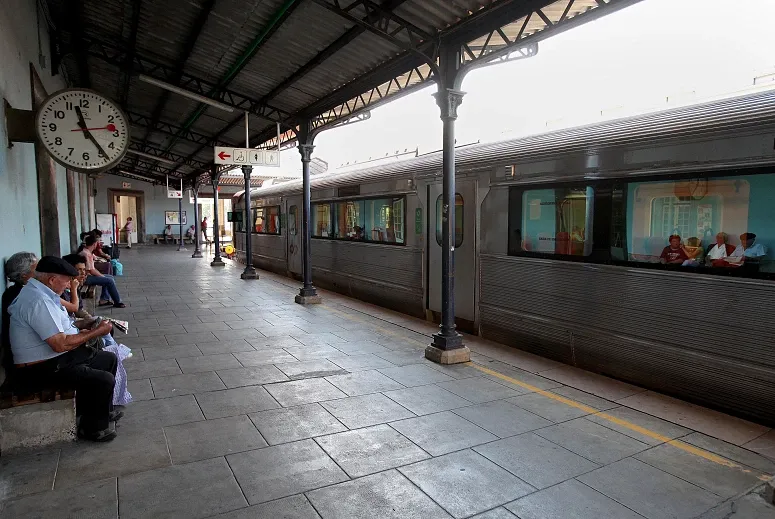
[35,88,130,173]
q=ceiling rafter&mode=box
[116,0,142,109]
[130,0,217,173]
[125,110,241,149]
[81,36,290,122]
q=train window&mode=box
[253,206,280,235]
[334,200,365,239]
[312,203,331,237]
[436,194,464,247]
[624,175,775,273]
[363,197,405,243]
[518,187,594,256]
[289,206,298,236]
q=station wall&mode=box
[0,0,82,384]
[94,175,197,240]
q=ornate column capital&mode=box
[298,143,315,163]
[433,88,466,121]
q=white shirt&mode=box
[708,244,729,260]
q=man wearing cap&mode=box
[727,233,768,266]
[8,256,120,442]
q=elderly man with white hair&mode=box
[7,256,121,442]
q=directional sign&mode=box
[167,189,183,199]
[214,146,280,167]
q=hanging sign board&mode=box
[214,147,280,167]
[167,175,183,198]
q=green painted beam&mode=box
[165,0,302,151]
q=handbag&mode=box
[111,259,123,276]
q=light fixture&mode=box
[127,149,177,165]
[138,75,235,113]
[118,170,161,183]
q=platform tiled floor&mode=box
[1,247,774,518]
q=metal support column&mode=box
[177,197,187,251]
[241,164,259,279]
[426,45,469,365]
[295,123,321,305]
[192,183,203,258]
[210,166,226,267]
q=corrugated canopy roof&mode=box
[42,0,638,186]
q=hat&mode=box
[35,256,79,277]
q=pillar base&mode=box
[191,251,203,258]
[425,345,470,365]
[295,294,322,305]
[241,267,259,280]
[210,259,226,267]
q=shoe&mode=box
[113,303,126,308]
[109,410,124,422]
[98,301,113,307]
[77,427,117,442]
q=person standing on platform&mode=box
[124,217,133,249]
[201,217,209,243]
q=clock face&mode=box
[36,89,130,173]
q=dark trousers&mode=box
[20,349,117,432]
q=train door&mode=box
[428,179,477,326]
[287,199,302,276]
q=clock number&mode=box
[83,152,90,161]
[98,150,106,158]
[68,148,74,157]
[66,102,73,110]
[98,104,102,113]
[108,142,115,149]
[113,130,120,137]
[108,115,114,123]
[54,110,65,119]
[55,137,62,145]
[48,123,57,132]
[80,99,90,109]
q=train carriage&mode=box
[235,89,775,425]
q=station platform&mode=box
[1,247,774,518]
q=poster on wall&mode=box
[96,213,117,245]
[165,211,187,225]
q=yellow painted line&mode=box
[472,363,772,481]
[322,302,772,481]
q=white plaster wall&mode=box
[95,176,197,240]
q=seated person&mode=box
[62,254,133,407]
[185,225,196,239]
[681,237,704,267]
[89,230,113,275]
[163,225,174,243]
[660,235,688,265]
[726,232,767,266]
[706,232,736,266]
[8,256,120,442]
[2,252,39,380]
[61,254,91,319]
[80,235,126,308]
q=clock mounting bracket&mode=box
[3,98,35,148]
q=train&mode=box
[234,89,775,425]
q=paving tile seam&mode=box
[471,363,774,482]
[570,478,651,519]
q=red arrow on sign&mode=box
[218,151,231,160]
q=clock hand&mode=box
[74,106,110,160]
[71,124,117,132]
[74,106,91,141]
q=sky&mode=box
[270,0,775,176]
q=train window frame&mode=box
[435,193,464,248]
[251,205,281,235]
[507,184,595,259]
[288,205,298,236]
[505,168,775,281]
[311,195,408,246]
